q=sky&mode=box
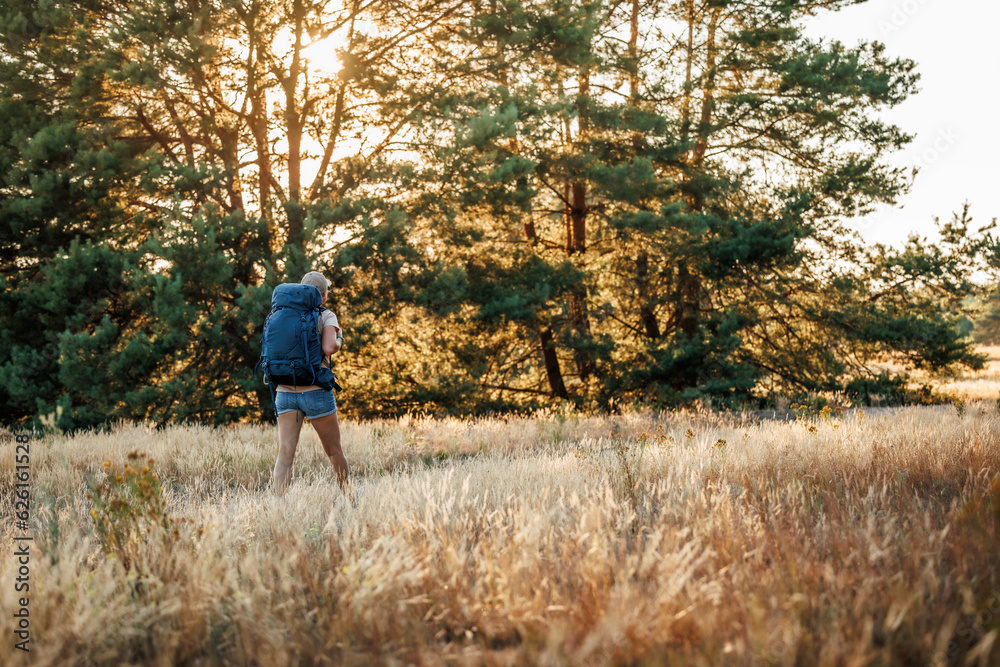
[801,0,999,248]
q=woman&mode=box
[271,271,348,495]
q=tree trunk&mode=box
[245,24,274,254]
[284,0,305,248]
[568,69,595,380]
[629,0,640,101]
[540,327,569,399]
[569,181,587,253]
[630,0,659,339]
[676,261,699,339]
[569,284,595,380]
[637,250,660,338]
[674,6,719,343]
[680,0,695,149]
[311,2,358,197]
[522,192,569,397]
[691,8,720,171]
[524,217,538,244]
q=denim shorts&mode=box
[274,389,337,419]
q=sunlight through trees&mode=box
[2,0,998,427]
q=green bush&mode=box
[845,373,929,407]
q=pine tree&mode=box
[0,0,467,426]
[0,0,163,427]
[2,0,994,426]
[401,0,992,409]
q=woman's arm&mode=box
[322,325,342,357]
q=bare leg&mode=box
[310,411,349,491]
[273,410,305,495]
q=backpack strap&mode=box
[312,309,323,381]
[301,312,318,386]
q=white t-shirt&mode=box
[275,309,341,393]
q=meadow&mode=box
[2,383,1000,665]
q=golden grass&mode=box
[871,345,1000,402]
[930,346,1000,401]
[2,404,999,665]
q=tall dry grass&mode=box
[873,345,1000,403]
[2,404,999,665]
[932,346,1000,402]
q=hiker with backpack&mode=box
[256,271,348,495]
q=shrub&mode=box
[87,451,180,572]
[845,372,918,406]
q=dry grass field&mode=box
[868,346,1000,405]
[930,346,1000,403]
[2,396,1000,666]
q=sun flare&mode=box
[270,25,345,78]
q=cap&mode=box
[300,271,331,292]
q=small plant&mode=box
[639,424,674,452]
[955,399,967,419]
[790,402,813,422]
[790,402,841,432]
[709,438,730,478]
[819,405,842,422]
[612,437,647,510]
[575,436,649,512]
[87,451,181,572]
[818,405,842,429]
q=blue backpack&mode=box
[255,283,341,391]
